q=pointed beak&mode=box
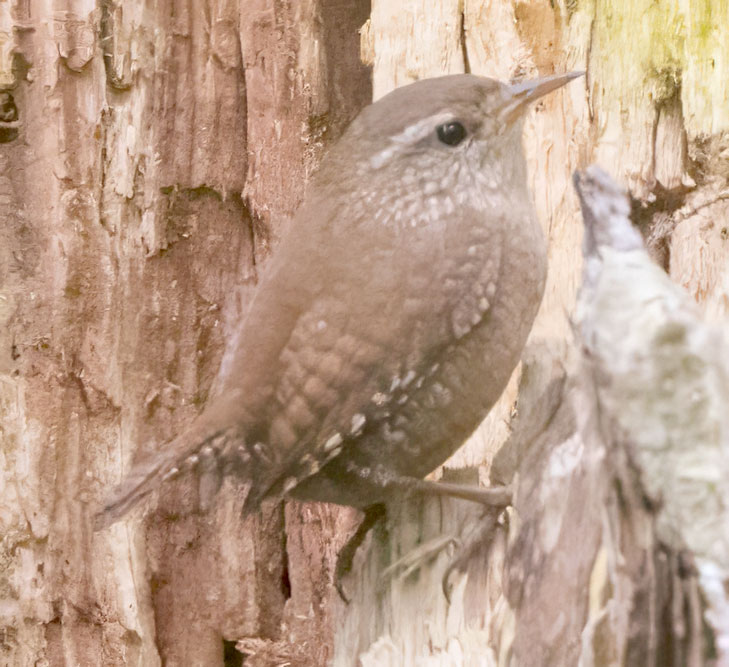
[500,71,584,124]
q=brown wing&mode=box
[234,199,504,509]
[97,188,503,524]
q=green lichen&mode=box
[569,0,729,135]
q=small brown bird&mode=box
[98,72,581,528]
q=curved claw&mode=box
[380,534,460,586]
[334,503,386,603]
[442,510,502,604]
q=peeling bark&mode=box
[2,1,728,666]
[335,1,729,665]
[1,1,369,664]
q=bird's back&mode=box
[98,72,562,524]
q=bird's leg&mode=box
[335,502,386,603]
[347,462,513,507]
[387,475,512,507]
[387,476,511,600]
[342,463,512,601]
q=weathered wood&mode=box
[574,166,729,665]
[2,0,728,665]
[335,1,729,664]
[0,1,369,664]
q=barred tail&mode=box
[94,397,249,529]
[93,445,189,530]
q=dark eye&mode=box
[436,121,466,146]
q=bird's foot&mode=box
[376,468,512,603]
[345,461,512,507]
[335,503,386,603]
[441,508,503,603]
[334,466,512,602]
[380,533,460,585]
[383,471,513,509]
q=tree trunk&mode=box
[1,1,370,664]
[1,1,727,666]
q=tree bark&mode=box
[1,1,727,666]
[340,2,729,665]
[1,1,369,664]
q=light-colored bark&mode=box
[339,1,729,665]
[2,0,728,665]
[1,1,368,664]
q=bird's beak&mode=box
[500,71,584,124]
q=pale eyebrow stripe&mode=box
[369,111,457,169]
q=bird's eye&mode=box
[436,121,466,146]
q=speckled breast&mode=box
[291,207,547,508]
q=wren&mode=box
[98,72,582,527]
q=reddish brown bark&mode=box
[1,1,369,664]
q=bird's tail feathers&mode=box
[93,425,229,530]
[94,397,249,530]
[94,448,179,530]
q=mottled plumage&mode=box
[98,72,581,526]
